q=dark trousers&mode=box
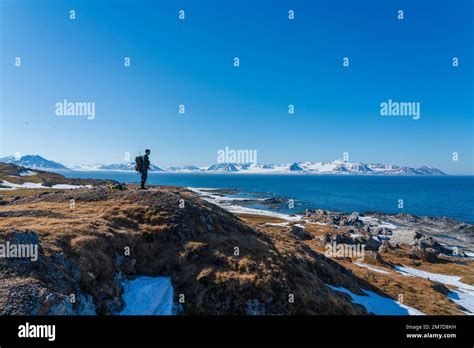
[140,169,148,188]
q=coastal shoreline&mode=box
[189,186,474,254]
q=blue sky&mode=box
[1,0,473,173]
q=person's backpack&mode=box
[135,156,143,172]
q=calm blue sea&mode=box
[60,171,474,223]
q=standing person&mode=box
[140,149,151,189]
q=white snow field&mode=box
[119,276,174,315]
[326,285,424,315]
[0,180,91,190]
[395,265,474,314]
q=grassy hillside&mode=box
[0,186,375,315]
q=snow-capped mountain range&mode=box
[0,155,446,175]
[199,161,446,175]
[0,155,69,171]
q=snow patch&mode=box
[349,232,362,238]
[19,170,38,176]
[0,180,91,190]
[327,285,424,315]
[360,216,398,230]
[52,184,91,189]
[119,276,174,315]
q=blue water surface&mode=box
[60,171,474,223]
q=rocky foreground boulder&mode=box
[0,187,380,315]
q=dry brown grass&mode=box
[0,188,59,198]
[302,222,342,236]
[237,213,288,224]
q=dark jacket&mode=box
[142,154,150,171]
